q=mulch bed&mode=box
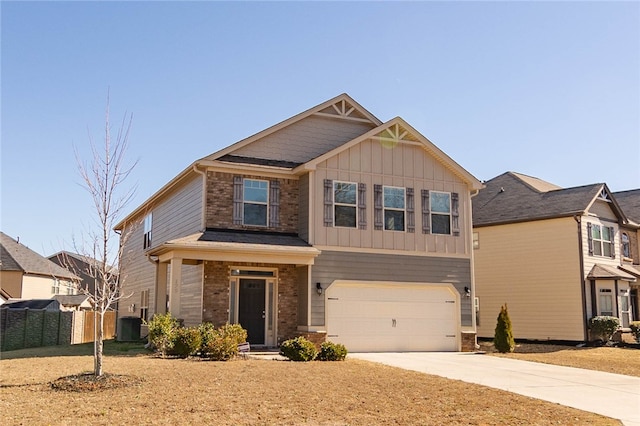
[50,372,144,392]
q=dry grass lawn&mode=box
[479,341,640,378]
[0,342,623,425]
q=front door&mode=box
[238,279,266,345]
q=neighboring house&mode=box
[472,172,636,342]
[53,294,94,311]
[0,299,61,311]
[0,288,11,305]
[115,94,483,352]
[613,189,640,320]
[0,232,80,300]
[48,251,107,296]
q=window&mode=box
[383,186,405,231]
[143,213,153,249]
[51,279,60,295]
[430,191,451,235]
[589,223,614,257]
[334,181,357,228]
[622,233,630,258]
[598,288,613,316]
[140,289,149,322]
[243,179,268,226]
[473,232,479,249]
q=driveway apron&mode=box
[350,352,640,426]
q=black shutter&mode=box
[587,222,593,255]
[452,192,460,236]
[323,179,333,227]
[233,176,243,225]
[609,226,615,258]
[269,180,280,228]
[374,184,383,230]
[358,183,367,230]
[406,188,415,233]
[421,190,430,234]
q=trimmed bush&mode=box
[279,336,317,361]
[146,313,179,358]
[630,322,640,343]
[589,316,620,342]
[170,327,202,358]
[200,323,248,361]
[317,341,347,361]
[494,304,515,353]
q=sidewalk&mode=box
[350,352,640,426]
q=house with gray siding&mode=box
[116,94,483,352]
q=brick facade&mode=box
[202,261,301,345]
[205,171,299,234]
[461,331,477,352]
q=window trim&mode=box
[430,190,452,235]
[333,180,358,228]
[382,185,406,232]
[589,223,615,258]
[242,178,269,227]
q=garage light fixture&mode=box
[316,282,323,295]
[464,286,471,297]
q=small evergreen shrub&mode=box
[170,326,202,358]
[630,322,640,343]
[200,323,248,361]
[589,316,620,342]
[494,304,515,353]
[146,313,179,358]
[317,341,347,361]
[279,336,317,361]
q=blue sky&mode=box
[2,1,639,256]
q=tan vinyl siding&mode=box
[232,115,375,164]
[168,263,203,326]
[312,139,471,255]
[311,251,472,327]
[0,271,22,298]
[587,198,619,221]
[298,174,309,242]
[151,175,203,247]
[474,217,585,341]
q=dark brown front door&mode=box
[238,279,266,345]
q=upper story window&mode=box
[430,191,451,235]
[143,213,153,249]
[334,181,357,228]
[51,278,60,295]
[243,179,269,226]
[588,223,615,258]
[383,186,405,231]
[621,233,630,258]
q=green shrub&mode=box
[494,304,515,353]
[589,316,620,342]
[317,341,347,361]
[146,313,179,357]
[279,336,317,361]
[170,327,202,358]
[200,323,248,361]
[630,322,640,343]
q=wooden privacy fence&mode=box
[0,309,117,351]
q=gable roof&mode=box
[0,232,79,281]
[613,189,640,224]
[0,299,60,310]
[472,172,625,227]
[296,117,484,190]
[53,294,93,307]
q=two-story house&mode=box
[115,94,483,352]
[472,172,637,342]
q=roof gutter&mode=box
[574,214,589,341]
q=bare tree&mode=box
[73,91,137,377]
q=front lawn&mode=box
[0,344,619,425]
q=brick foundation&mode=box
[461,331,477,352]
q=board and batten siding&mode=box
[312,139,472,255]
[298,174,310,242]
[474,217,585,341]
[310,251,472,327]
[232,115,375,165]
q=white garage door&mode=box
[325,281,459,352]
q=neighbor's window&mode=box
[622,233,630,258]
[383,186,405,231]
[598,288,613,316]
[473,232,479,249]
[334,181,357,228]
[430,191,451,235]
[591,224,613,257]
[143,213,153,249]
[243,179,269,226]
[51,279,60,295]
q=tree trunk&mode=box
[95,310,104,376]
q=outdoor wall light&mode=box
[316,282,323,295]
[464,287,471,298]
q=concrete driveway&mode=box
[350,352,640,426]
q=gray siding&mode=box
[311,251,472,327]
[298,174,309,242]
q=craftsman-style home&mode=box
[116,94,483,351]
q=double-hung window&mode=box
[243,179,268,226]
[430,191,451,235]
[598,288,613,316]
[143,213,152,249]
[334,181,357,228]
[383,186,405,231]
[589,223,614,257]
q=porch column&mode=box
[168,257,183,319]
[155,262,168,315]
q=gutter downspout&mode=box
[574,214,588,341]
[469,188,481,349]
